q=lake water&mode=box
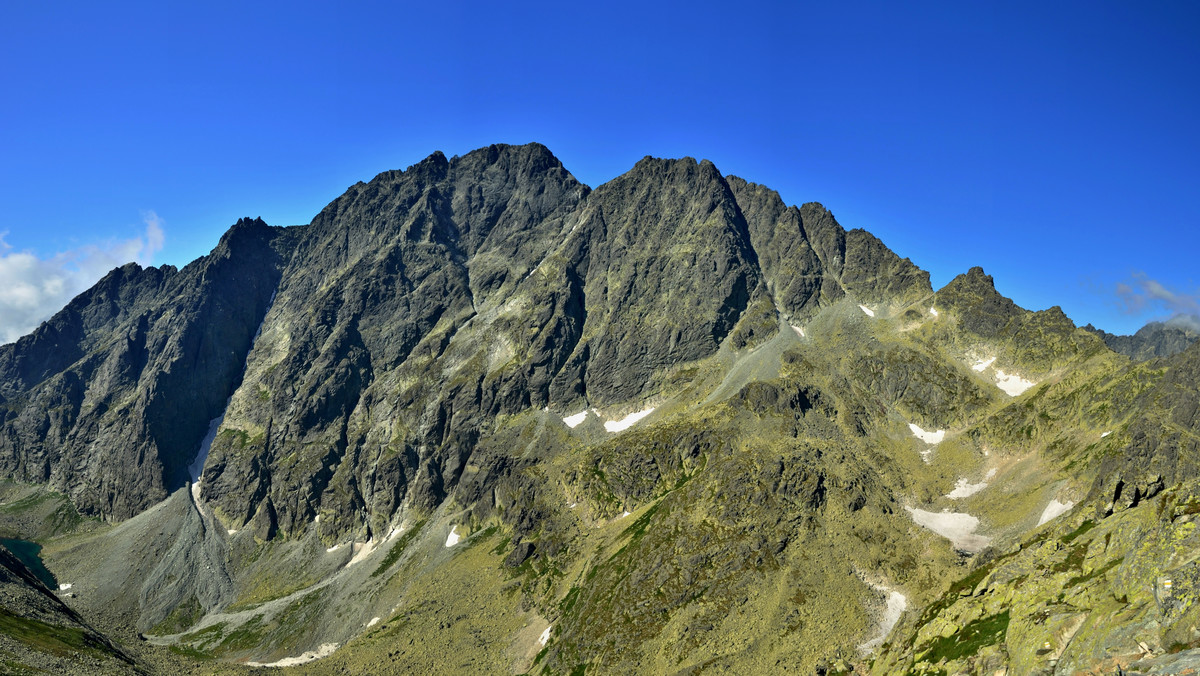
[1,538,57,589]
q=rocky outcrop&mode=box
[1086,341,1200,509]
[936,266,1107,375]
[935,267,1023,337]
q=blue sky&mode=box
[2,1,1198,342]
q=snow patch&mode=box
[906,507,991,553]
[188,400,229,483]
[186,295,275,485]
[994,369,1036,396]
[247,642,339,668]
[604,407,655,433]
[227,529,238,536]
[906,421,943,462]
[620,510,631,519]
[562,411,588,428]
[908,423,946,445]
[1101,431,1112,438]
[946,478,989,499]
[58,583,72,591]
[971,357,996,372]
[445,525,461,547]
[347,539,377,567]
[790,325,805,338]
[929,307,938,317]
[858,304,875,317]
[1038,499,1075,526]
[539,625,553,646]
[366,617,380,628]
[326,544,341,553]
[858,585,907,654]
[567,502,577,509]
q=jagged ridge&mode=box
[0,143,931,534]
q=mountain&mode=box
[1,143,1198,675]
[1084,315,1200,360]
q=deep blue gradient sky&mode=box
[2,1,1198,340]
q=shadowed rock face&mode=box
[0,219,289,519]
[0,143,932,535]
[555,157,760,404]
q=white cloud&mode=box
[141,210,165,259]
[1117,272,1200,317]
[1166,314,1200,333]
[0,213,166,344]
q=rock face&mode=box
[201,145,590,538]
[727,176,930,318]
[0,143,919,537]
[0,219,290,519]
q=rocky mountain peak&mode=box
[454,142,563,172]
[624,154,723,185]
[215,216,278,254]
[935,266,1020,336]
[232,216,268,228]
[959,265,997,290]
[403,149,451,180]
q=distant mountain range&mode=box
[1084,315,1200,360]
[1,144,1199,675]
